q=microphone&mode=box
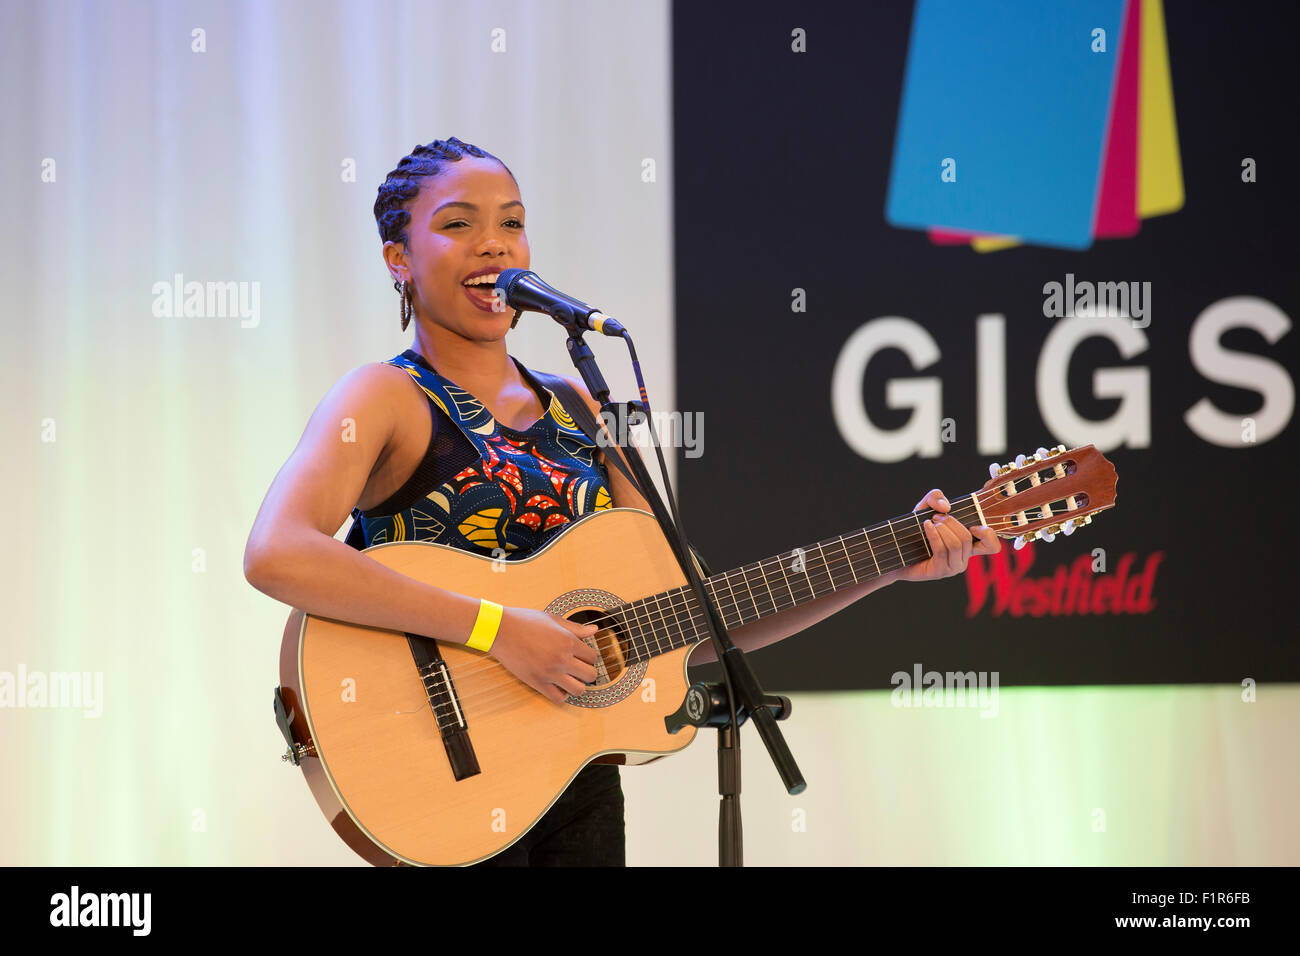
[495,269,626,337]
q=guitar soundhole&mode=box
[545,589,648,708]
[568,608,628,687]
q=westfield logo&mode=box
[965,543,1163,618]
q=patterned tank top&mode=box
[350,349,614,559]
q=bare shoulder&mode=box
[335,359,420,400]
[293,360,428,477]
[320,361,426,425]
[245,361,424,556]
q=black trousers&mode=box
[469,764,625,867]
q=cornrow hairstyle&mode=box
[375,137,517,331]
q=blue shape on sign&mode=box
[885,0,1127,250]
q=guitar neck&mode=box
[615,493,983,664]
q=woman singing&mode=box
[243,137,1000,866]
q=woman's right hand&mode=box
[487,607,601,703]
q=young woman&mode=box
[243,137,1001,867]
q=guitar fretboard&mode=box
[611,496,982,664]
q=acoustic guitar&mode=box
[274,443,1117,865]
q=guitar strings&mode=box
[418,505,1055,709]
[415,504,1012,696]
[408,497,1077,714]
[413,520,1024,720]
[409,488,1071,703]
[420,479,1056,688]
[414,509,1018,719]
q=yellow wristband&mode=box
[466,599,504,652]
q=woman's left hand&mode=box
[894,488,1002,582]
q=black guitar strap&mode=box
[528,373,644,497]
[530,370,713,578]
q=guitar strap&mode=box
[527,373,644,498]
[530,370,713,578]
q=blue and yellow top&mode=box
[349,349,614,558]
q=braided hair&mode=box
[374,137,514,247]
[375,137,517,330]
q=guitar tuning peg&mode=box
[1014,453,1027,467]
[1039,531,1056,543]
[1052,444,1067,454]
[1013,535,1027,551]
[1035,447,1049,458]
[1062,518,1077,535]
[989,462,1002,479]
[1080,515,1093,526]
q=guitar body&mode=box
[274,442,1119,866]
[278,507,701,867]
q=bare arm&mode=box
[245,364,603,702]
[243,363,484,642]
[690,490,1002,664]
[687,571,903,664]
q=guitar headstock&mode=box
[977,444,1117,550]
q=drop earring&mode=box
[396,279,413,331]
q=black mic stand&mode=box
[554,310,805,867]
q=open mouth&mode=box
[461,277,504,312]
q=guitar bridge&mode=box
[406,633,481,781]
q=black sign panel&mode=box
[672,0,1298,689]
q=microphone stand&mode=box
[553,308,805,867]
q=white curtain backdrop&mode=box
[3,0,1295,867]
[0,0,682,865]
